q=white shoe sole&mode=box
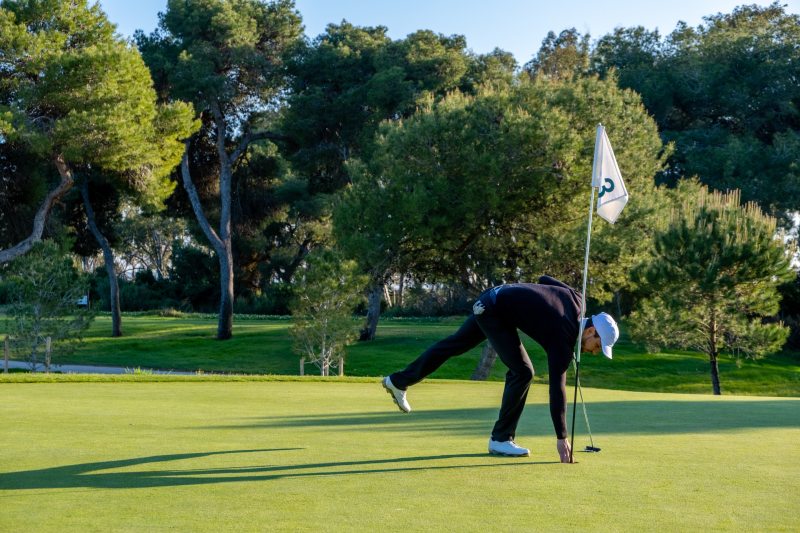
[489,449,530,457]
[382,379,410,413]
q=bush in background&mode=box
[3,241,95,370]
[290,250,367,376]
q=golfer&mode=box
[382,276,618,463]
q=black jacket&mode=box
[491,276,582,438]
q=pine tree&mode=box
[136,0,302,340]
[289,250,366,376]
[629,184,795,394]
[335,75,668,306]
[0,0,197,268]
[591,4,800,224]
[4,241,95,371]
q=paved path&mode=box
[2,360,196,375]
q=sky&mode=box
[100,0,800,65]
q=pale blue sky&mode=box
[100,0,797,65]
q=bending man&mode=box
[381,276,618,463]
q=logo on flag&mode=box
[591,125,628,224]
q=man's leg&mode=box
[389,314,486,389]
[475,313,534,442]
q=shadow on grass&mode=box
[0,450,555,491]
[210,399,800,436]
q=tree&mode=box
[115,211,187,281]
[0,142,57,253]
[74,162,179,337]
[136,0,303,340]
[336,75,668,304]
[280,22,517,339]
[80,180,126,335]
[628,184,794,395]
[524,28,591,79]
[64,179,125,335]
[289,249,366,376]
[0,0,197,265]
[592,3,800,224]
[3,241,95,371]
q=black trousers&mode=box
[389,301,534,442]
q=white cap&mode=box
[582,312,619,359]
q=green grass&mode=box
[2,316,799,396]
[0,381,798,532]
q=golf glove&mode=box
[473,301,485,315]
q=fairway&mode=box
[1,381,798,532]
[5,316,798,396]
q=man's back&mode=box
[492,276,582,359]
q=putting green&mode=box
[1,381,797,532]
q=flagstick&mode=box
[570,184,596,463]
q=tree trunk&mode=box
[471,342,498,381]
[360,283,383,341]
[279,238,312,284]
[153,230,165,280]
[217,243,235,340]
[181,102,290,339]
[383,283,393,308]
[181,145,231,339]
[709,310,721,395]
[398,273,404,307]
[82,181,122,337]
[709,353,722,395]
[0,154,74,264]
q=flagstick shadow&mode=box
[0,451,558,491]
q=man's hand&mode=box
[473,301,486,315]
[557,438,574,463]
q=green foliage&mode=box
[65,181,122,257]
[280,21,515,194]
[3,241,95,370]
[289,249,367,375]
[336,76,668,301]
[136,0,302,115]
[167,244,221,310]
[629,185,795,392]
[114,210,187,280]
[592,3,800,223]
[0,0,198,194]
[136,0,305,329]
[0,142,55,248]
[235,284,294,315]
[524,28,591,79]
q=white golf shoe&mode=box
[488,438,530,457]
[382,376,411,413]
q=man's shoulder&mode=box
[538,275,576,292]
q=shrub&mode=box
[236,283,294,315]
[3,241,96,371]
[289,250,367,376]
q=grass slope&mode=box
[0,381,798,532]
[2,316,799,396]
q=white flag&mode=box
[591,125,628,224]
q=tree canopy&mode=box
[0,0,197,263]
[335,75,669,303]
[136,0,303,339]
[628,184,794,394]
[592,2,800,223]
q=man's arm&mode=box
[548,346,575,462]
[538,276,574,291]
[547,346,573,440]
